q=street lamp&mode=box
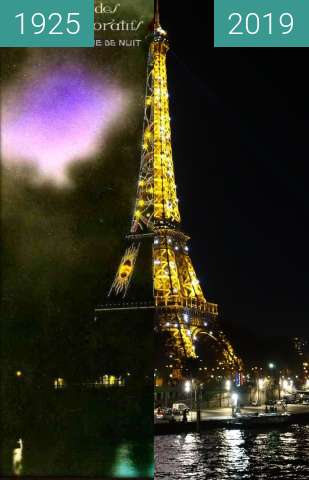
[225,379,231,392]
[184,380,192,408]
[268,363,281,400]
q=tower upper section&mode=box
[131,3,181,233]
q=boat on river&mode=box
[229,412,291,426]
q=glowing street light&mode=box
[225,379,231,391]
[184,380,191,393]
[281,379,294,394]
[231,393,238,406]
[16,371,22,377]
[231,392,239,416]
[268,363,275,370]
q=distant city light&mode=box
[225,379,231,391]
[16,371,22,377]
[184,380,191,393]
[282,379,294,393]
[268,363,275,369]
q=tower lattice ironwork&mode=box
[97,1,242,374]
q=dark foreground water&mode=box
[2,388,153,477]
[3,435,153,477]
[155,425,309,479]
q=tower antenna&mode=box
[154,0,160,30]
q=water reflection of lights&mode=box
[155,426,309,479]
[112,443,153,478]
[155,433,202,477]
[113,444,138,478]
[222,430,249,471]
[12,438,23,476]
[175,434,202,468]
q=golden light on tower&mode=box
[99,0,242,374]
[131,2,180,232]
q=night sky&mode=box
[161,1,309,340]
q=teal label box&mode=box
[215,0,309,47]
[0,0,94,47]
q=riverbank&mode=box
[155,405,309,435]
[3,385,153,440]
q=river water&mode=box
[155,424,309,479]
[2,387,154,477]
[4,436,153,477]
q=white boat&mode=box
[230,412,291,426]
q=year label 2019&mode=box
[228,12,294,37]
[215,0,309,47]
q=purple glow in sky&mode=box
[2,65,127,184]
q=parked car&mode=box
[155,407,165,419]
[281,396,297,404]
[172,403,190,415]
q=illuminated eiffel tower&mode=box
[96,1,242,375]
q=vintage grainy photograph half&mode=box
[1,1,153,478]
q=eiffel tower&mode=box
[96,1,242,377]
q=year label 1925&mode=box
[15,12,81,36]
[0,0,93,47]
